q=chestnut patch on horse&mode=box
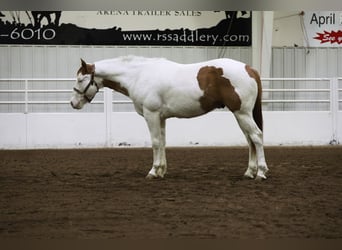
[245,64,263,131]
[102,79,129,97]
[197,66,241,112]
[245,65,260,84]
[78,59,95,75]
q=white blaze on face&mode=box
[70,73,92,109]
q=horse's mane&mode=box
[94,55,167,75]
[119,55,165,63]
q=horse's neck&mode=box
[95,56,148,88]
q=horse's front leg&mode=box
[143,108,167,179]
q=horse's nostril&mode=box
[71,99,83,110]
[70,100,79,109]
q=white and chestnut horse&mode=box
[71,56,268,180]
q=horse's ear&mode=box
[90,64,95,73]
[80,58,87,69]
[80,58,95,73]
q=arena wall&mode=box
[0,110,340,149]
[0,46,341,148]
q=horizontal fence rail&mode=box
[0,77,341,113]
[262,78,334,105]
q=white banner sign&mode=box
[303,11,342,47]
[0,11,252,46]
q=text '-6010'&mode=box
[5,27,56,40]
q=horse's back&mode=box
[143,57,257,101]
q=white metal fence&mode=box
[1,77,341,112]
[263,78,342,110]
[0,77,341,148]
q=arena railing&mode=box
[261,78,341,112]
[0,77,341,113]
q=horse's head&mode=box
[70,59,99,109]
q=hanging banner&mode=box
[0,11,252,46]
[303,11,342,47]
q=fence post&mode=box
[24,79,28,114]
[24,79,28,148]
[104,88,113,147]
[330,78,339,145]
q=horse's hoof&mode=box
[244,173,255,179]
[146,174,156,180]
[255,174,267,181]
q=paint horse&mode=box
[71,56,269,180]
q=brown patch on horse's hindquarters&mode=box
[245,65,263,131]
[197,66,241,112]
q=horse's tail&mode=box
[251,68,263,132]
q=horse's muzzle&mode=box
[70,99,81,109]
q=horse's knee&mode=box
[249,130,263,146]
[151,138,160,149]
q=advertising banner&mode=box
[303,11,342,47]
[0,11,252,46]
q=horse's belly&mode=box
[161,97,207,119]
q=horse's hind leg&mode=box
[244,137,258,178]
[234,111,268,180]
